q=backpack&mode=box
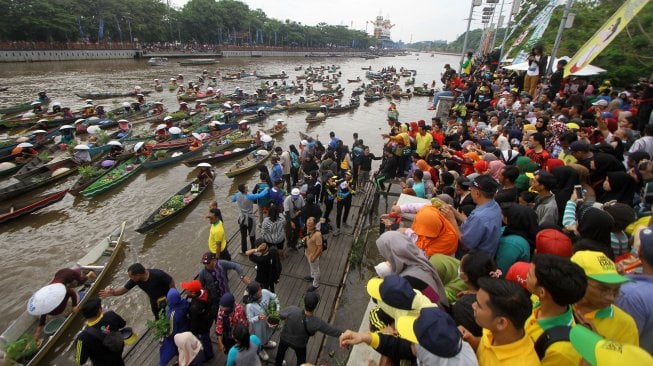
[85,325,125,354]
[534,325,571,360]
[269,187,284,207]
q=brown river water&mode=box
[0,53,459,364]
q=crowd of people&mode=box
[336,47,653,365]
[49,41,653,365]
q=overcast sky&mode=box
[169,0,514,43]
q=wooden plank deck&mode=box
[124,182,376,365]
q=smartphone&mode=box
[574,185,584,200]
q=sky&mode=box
[169,0,516,43]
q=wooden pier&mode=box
[124,182,376,365]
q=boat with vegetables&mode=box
[0,158,79,201]
[69,153,134,195]
[80,156,145,198]
[135,178,210,233]
[0,189,69,224]
[184,144,261,166]
[142,144,206,169]
[152,129,231,151]
[0,221,126,366]
[225,148,272,178]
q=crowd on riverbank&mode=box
[9,48,653,366]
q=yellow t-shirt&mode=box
[558,150,577,165]
[208,221,226,254]
[477,328,541,366]
[580,305,639,346]
[416,133,434,157]
[525,305,581,366]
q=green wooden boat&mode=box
[225,148,272,178]
[80,156,144,198]
[143,144,206,169]
[135,178,210,233]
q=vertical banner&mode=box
[511,0,561,64]
[77,16,85,39]
[564,0,650,77]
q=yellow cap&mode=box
[570,325,652,366]
[570,251,629,284]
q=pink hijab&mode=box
[174,332,202,366]
[488,160,505,181]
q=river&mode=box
[0,52,459,364]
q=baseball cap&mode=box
[291,188,300,196]
[396,307,463,358]
[470,175,499,194]
[570,251,629,284]
[592,99,608,107]
[180,280,202,293]
[201,252,216,264]
[505,262,530,289]
[367,275,424,310]
[570,325,653,366]
[536,229,573,257]
[638,228,653,264]
[569,141,590,152]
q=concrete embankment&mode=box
[0,49,141,62]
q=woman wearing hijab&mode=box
[415,159,438,187]
[551,166,580,223]
[600,171,637,205]
[160,288,190,366]
[488,160,505,182]
[375,231,448,308]
[174,332,204,366]
[566,204,616,260]
[429,254,468,305]
[496,203,539,274]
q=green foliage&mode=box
[97,130,110,145]
[0,0,375,47]
[264,301,280,325]
[78,165,100,179]
[3,334,38,363]
[36,150,51,162]
[146,309,170,339]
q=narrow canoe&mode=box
[184,144,261,166]
[0,159,79,201]
[232,124,287,145]
[152,129,231,151]
[143,144,206,169]
[80,156,144,198]
[74,91,152,100]
[305,112,327,123]
[135,178,210,233]
[69,153,134,195]
[225,149,272,178]
[0,189,68,224]
[0,222,126,366]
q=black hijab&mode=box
[599,171,637,205]
[501,202,539,252]
[551,166,580,222]
[575,205,615,260]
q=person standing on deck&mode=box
[232,183,269,254]
[99,263,174,319]
[284,188,305,250]
[75,298,127,366]
[207,208,230,260]
[274,292,342,366]
[245,281,280,361]
[198,252,228,316]
[275,146,292,190]
[304,217,323,292]
[180,279,214,362]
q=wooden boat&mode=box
[0,98,49,116]
[69,153,133,195]
[347,78,361,83]
[257,73,289,79]
[306,112,327,123]
[0,189,68,224]
[178,59,216,66]
[0,222,126,365]
[148,57,168,66]
[233,123,287,144]
[184,144,260,166]
[74,90,152,100]
[80,156,144,198]
[152,129,230,150]
[361,66,372,70]
[136,178,210,233]
[143,144,206,169]
[0,115,78,130]
[364,94,383,101]
[0,159,79,201]
[225,149,272,178]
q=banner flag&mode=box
[564,0,650,77]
